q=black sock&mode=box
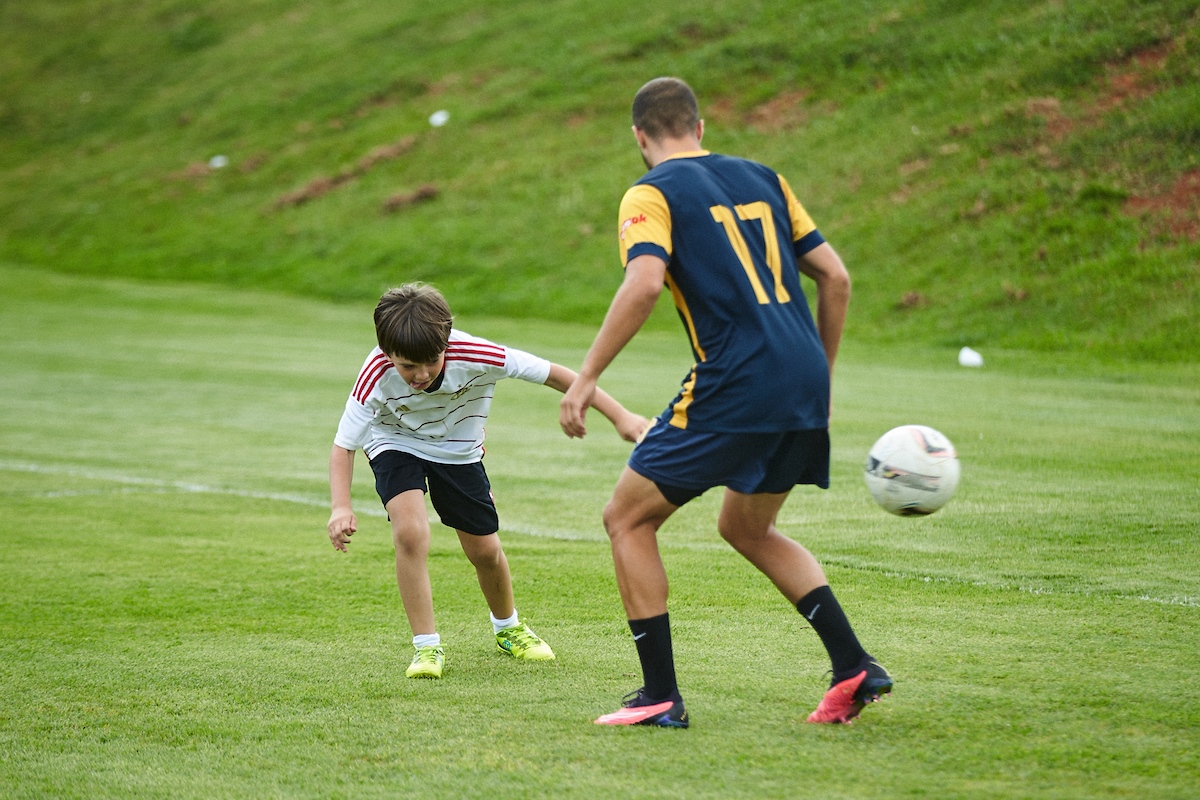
[796,585,869,679]
[628,613,678,701]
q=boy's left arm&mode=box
[543,363,648,442]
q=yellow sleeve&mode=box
[617,184,672,266]
[777,175,818,240]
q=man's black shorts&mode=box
[629,422,831,507]
[368,449,499,536]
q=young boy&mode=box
[328,283,647,679]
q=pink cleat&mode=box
[595,688,689,728]
[807,659,893,724]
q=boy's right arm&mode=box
[544,363,649,443]
[328,445,358,551]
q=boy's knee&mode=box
[459,531,504,566]
[391,520,429,555]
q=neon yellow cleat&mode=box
[495,623,555,661]
[405,645,444,679]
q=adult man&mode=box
[560,77,892,727]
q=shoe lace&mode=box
[620,688,648,707]
[413,646,442,664]
[502,624,540,649]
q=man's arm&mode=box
[797,242,851,375]
[328,445,358,551]
[559,254,667,438]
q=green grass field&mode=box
[2,265,1198,798]
[4,2,1198,796]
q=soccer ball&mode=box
[864,425,960,516]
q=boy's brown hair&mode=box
[374,284,453,362]
[632,77,700,141]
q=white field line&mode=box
[816,557,1200,609]
[0,459,594,539]
[0,459,388,516]
[3,459,1196,608]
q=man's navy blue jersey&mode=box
[617,151,830,432]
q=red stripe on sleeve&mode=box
[445,354,505,368]
[445,343,506,367]
[353,353,391,398]
[354,359,394,402]
[446,343,505,358]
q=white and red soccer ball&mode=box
[864,425,960,516]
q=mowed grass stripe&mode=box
[4,458,1196,609]
[2,486,1196,799]
[1,266,1198,798]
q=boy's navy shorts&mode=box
[368,449,499,536]
[628,419,830,507]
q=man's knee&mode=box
[717,517,752,547]
[717,509,770,548]
[601,499,624,539]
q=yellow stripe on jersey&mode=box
[669,366,699,429]
[665,273,706,362]
[777,175,818,241]
[618,184,672,266]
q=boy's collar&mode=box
[424,368,447,393]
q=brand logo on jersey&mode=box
[620,213,647,240]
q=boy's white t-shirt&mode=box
[334,330,552,464]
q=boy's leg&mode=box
[456,529,554,661]
[385,489,436,636]
[456,530,513,620]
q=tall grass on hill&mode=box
[1,0,1197,360]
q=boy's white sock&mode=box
[491,610,519,634]
[412,633,441,649]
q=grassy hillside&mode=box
[1,0,1198,360]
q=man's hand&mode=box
[560,377,597,439]
[327,507,357,552]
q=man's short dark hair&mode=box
[632,77,700,141]
[374,283,453,362]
